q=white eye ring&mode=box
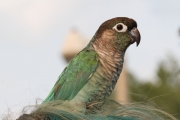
[113,23,128,32]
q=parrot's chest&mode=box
[89,51,124,98]
[70,40,124,113]
[85,52,124,113]
[70,50,124,113]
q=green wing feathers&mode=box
[44,49,99,102]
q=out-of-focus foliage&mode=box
[128,55,180,119]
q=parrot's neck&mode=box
[91,30,125,81]
[92,42,124,80]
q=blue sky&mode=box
[0,0,180,118]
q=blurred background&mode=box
[0,0,180,119]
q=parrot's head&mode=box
[94,17,141,51]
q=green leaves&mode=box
[128,55,180,119]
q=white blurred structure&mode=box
[62,29,128,104]
[62,29,89,62]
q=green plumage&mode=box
[44,48,99,102]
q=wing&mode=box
[44,49,99,102]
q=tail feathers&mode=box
[16,100,176,120]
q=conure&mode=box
[43,17,141,113]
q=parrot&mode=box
[16,17,177,120]
[43,17,141,113]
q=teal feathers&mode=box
[44,49,99,102]
[17,100,176,120]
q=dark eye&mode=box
[117,24,123,30]
[113,23,128,32]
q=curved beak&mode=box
[130,28,141,46]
